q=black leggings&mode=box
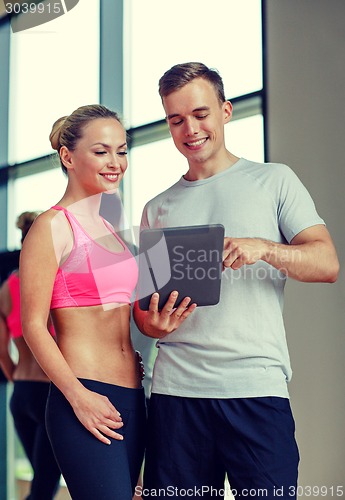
[46,379,147,500]
[10,381,61,500]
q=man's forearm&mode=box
[263,239,339,283]
[223,225,339,283]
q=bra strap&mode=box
[51,205,65,211]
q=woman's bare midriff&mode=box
[51,303,141,388]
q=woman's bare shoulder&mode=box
[27,207,70,238]
[20,208,71,264]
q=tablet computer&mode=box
[137,224,224,310]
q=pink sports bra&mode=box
[6,273,22,339]
[50,206,138,309]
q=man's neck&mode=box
[184,152,240,181]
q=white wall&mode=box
[265,0,345,493]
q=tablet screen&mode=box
[138,224,224,310]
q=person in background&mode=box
[19,104,147,500]
[0,211,61,500]
[134,62,340,499]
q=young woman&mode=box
[20,105,146,500]
[0,211,61,500]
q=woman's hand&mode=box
[138,291,197,338]
[71,387,124,445]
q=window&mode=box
[8,164,67,249]
[124,0,264,227]
[125,0,262,127]
[8,0,100,164]
[125,138,186,227]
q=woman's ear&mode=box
[59,146,74,171]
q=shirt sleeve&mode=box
[276,164,325,243]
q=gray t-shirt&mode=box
[141,158,324,399]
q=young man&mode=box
[133,62,339,499]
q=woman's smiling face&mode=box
[61,117,128,195]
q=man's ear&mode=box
[59,146,74,171]
[223,100,233,124]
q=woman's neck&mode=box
[58,193,103,219]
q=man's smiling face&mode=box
[163,77,232,169]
